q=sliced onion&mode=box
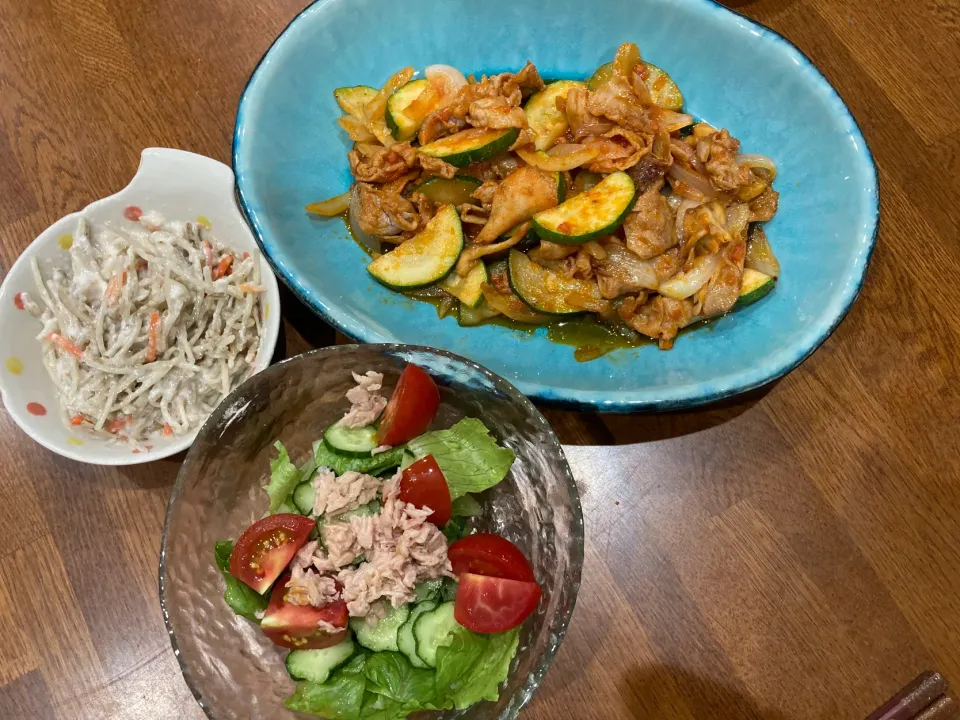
[306,190,351,217]
[658,111,695,133]
[348,189,381,254]
[737,153,778,181]
[516,145,601,172]
[338,116,377,142]
[675,197,701,241]
[426,64,468,104]
[614,43,641,80]
[745,226,780,278]
[600,244,662,291]
[725,202,750,237]
[658,252,721,299]
[667,163,719,199]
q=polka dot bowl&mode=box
[0,148,281,465]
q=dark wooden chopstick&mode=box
[866,672,958,720]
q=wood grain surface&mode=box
[1,1,958,718]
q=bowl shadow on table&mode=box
[542,381,777,446]
[619,664,796,720]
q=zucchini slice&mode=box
[386,79,432,141]
[285,639,355,683]
[367,205,464,289]
[409,176,482,206]
[334,85,377,118]
[524,80,585,151]
[734,268,776,309]
[440,261,488,308]
[587,62,683,110]
[458,298,501,326]
[508,249,602,315]
[323,423,378,458]
[419,128,520,168]
[532,171,635,245]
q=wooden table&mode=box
[1,0,958,718]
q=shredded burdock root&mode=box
[21,210,264,446]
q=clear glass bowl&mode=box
[159,344,584,719]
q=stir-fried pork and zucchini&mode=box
[308,43,780,353]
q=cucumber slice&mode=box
[367,205,464,289]
[350,604,411,652]
[524,80,585,151]
[440,261,488,308]
[458,298,501,327]
[293,482,316,515]
[587,61,683,110]
[285,638,355,683]
[508,249,603,315]
[734,268,776,308]
[412,601,459,668]
[419,128,520,168]
[532,171,635,245]
[386,79,432,141]
[334,85,377,118]
[324,423,378,458]
[409,176,482,206]
[414,580,443,603]
[397,601,437,669]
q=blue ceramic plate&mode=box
[233,0,878,412]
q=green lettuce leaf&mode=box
[266,441,301,513]
[441,517,467,544]
[313,440,407,477]
[359,693,411,720]
[285,659,367,720]
[213,541,268,622]
[363,652,436,705]
[450,493,483,517]
[435,626,520,709]
[407,419,515,499]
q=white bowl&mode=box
[0,148,281,465]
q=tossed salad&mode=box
[215,364,542,719]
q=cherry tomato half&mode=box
[454,573,542,634]
[377,364,439,446]
[229,514,315,594]
[448,533,535,582]
[398,454,452,526]
[260,574,349,649]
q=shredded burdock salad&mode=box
[19,209,265,445]
[308,42,781,354]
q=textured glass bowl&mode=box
[159,344,584,719]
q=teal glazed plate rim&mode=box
[233,0,879,413]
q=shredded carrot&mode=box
[238,283,265,293]
[107,416,131,434]
[105,270,127,306]
[70,414,84,426]
[242,251,250,260]
[136,259,148,272]
[212,255,233,280]
[146,311,161,363]
[47,332,84,359]
[162,424,174,436]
